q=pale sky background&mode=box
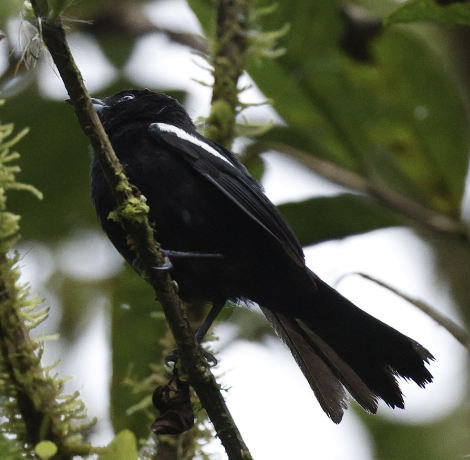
[2,1,469,458]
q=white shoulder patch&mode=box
[153,123,234,167]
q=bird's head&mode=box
[91,89,195,134]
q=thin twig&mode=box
[352,272,470,353]
[86,0,207,54]
[260,141,468,239]
[29,2,251,459]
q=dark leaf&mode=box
[278,194,406,246]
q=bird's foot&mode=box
[153,250,174,270]
[132,252,174,272]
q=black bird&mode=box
[89,89,433,423]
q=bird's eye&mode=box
[119,95,135,103]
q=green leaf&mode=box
[278,194,406,246]
[34,441,58,460]
[239,0,469,216]
[98,430,138,460]
[385,0,470,27]
[253,126,321,156]
[246,59,360,170]
[365,28,470,214]
[243,0,372,172]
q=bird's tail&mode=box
[259,273,434,424]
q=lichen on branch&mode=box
[205,0,250,147]
[0,107,96,459]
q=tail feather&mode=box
[261,308,378,423]
[258,272,434,423]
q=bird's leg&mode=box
[165,301,226,369]
[133,249,224,272]
[153,249,224,271]
[195,301,225,343]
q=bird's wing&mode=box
[148,122,305,265]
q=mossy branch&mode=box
[205,0,249,147]
[28,1,251,459]
[0,110,96,459]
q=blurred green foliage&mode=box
[98,430,138,460]
[386,0,470,26]
[1,0,470,459]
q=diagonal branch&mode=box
[29,2,251,459]
[354,273,470,354]
[260,141,468,239]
